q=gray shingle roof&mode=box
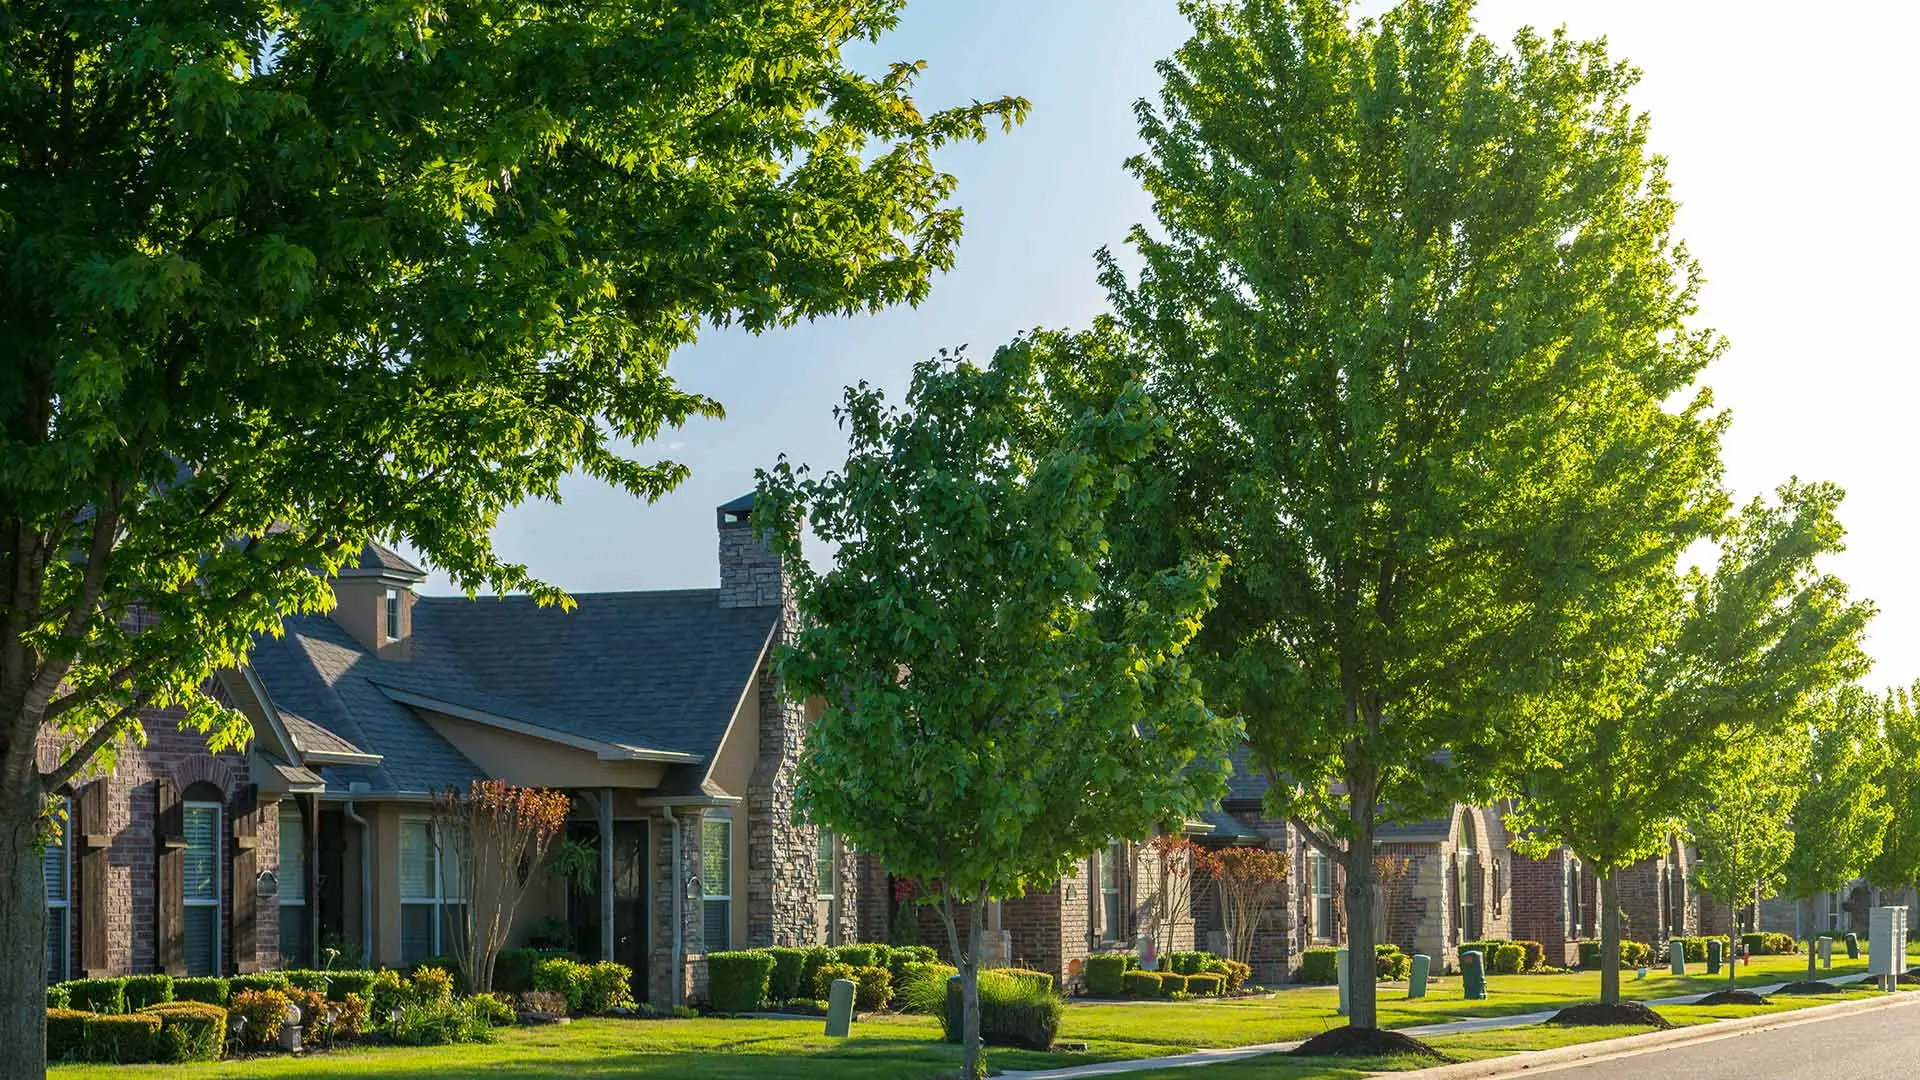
[348,541,426,580]
[279,709,372,760]
[1194,806,1265,844]
[1215,744,1459,842]
[250,588,778,796]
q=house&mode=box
[1757,880,1920,940]
[39,495,853,1006]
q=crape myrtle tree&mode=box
[1509,483,1872,1004]
[756,334,1238,1079]
[0,0,1024,1068]
[1781,683,1891,979]
[1102,0,1729,1036]
[1868,687,1920,900]
[430,780,572,994]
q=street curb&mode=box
[1387,989,1920,1080]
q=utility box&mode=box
[1870,906,1909,991]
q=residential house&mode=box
[39,495,854,1006]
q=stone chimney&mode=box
[331,541,426,660]
[717,493,787,610]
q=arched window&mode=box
[1563,856,1581,940]
[1460,813,1483,941]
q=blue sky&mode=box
[417,1,1920,687]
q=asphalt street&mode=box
[1540,1000,1920,1079]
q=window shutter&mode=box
[230,785,261,973]
[76,781,109,974]
[155,778,186,975]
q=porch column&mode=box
[599,787,615,963]
[306,793,321,969]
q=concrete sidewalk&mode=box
[996,972,1876,1079]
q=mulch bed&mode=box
[1290,1026,1455,1062]
[1899,971,1920,986]
[1546,1001,1675,1029]
[1774,981,1842,995]
[1694,990,1771,1006]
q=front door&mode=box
[567,821,649,1002]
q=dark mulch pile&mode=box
[1546,1001,1675,1029]
[1694,989,1772,1006]
[1290,1026,1455,1062]
[1899,971,1920,986]
[1775,980,1841,995]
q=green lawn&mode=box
[48,952,1900,1080]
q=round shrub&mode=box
[336,992,371,1039]
[942,970,1062,1051]
[813,961,859,1001]
[1299,947,1338,984]
[370,969,407,1017]
[886,944,939,985]
[172,977,231,1006]
[1489,943,1525,975]
[471,992,517,1027]
[797,946,835,997]
[1123,970,1164,998]
[583,961,636,1014]
[834,944,880,968]
[1221,959,1252,992]
[708,950,777,1013]
[142,1001,228,1063]
[83,1012,163,1063]
[1083,954,1130,997]
[852,966,891,1011]
[122,974,173,1011]
[1186,972,1225,995]
[46,985,70,1010]
[228,988,292,1049]
[409,965,455,1007]
[765,947,809,1001]
[65,977,126,1015]
[46,1008,91,1063]
[1158,972,1189,995]
[531,957,589,1013]
[1514,940,1547,972]
[1375,944,1412,980]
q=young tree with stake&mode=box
[1105,0,1730,1040]
[757,334,1238,1078]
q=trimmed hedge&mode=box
[325,970,377,1002]
[835,944,883,968]
[172,977,230,1006]
[943,970,1062,1050]
[229,971,292,996]
[46,985,70,1010]
[708,950,777,1013]
[1577,939,1653,970]
[66,977,126,1015]
[583,961,636,1014]
[1186,972,1225,995]
[1159,972,1189,995]
[46,1009,91,1062]
[852,966,892,1011]
[84,1012,163,1064]
[990,968,1056,995]
[532,957,589,1013]
[886,944,939,986]
[1516,940,1546,972]
[1375,944,1411,980]
[766,947,809,1001]
[1123,970,1164,998]
[798,947,835,999]
[1299,947,1338,984]
[142,1001,227,1063]
[229,988,292,1049]
[286,969,332,994]
[1742,932,1796,956]
[815,962,859,1000]
[1084,954,1129,997]
[123,974,173,1011]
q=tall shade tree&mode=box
[0,1,1024,1068]
[1866,687,1920,899]
[1781,686,1891,927]
[1100,0,1728,1034]
[756,335,1238,1078]
[1688,731,1805,987]
[1510,483,1873,1004]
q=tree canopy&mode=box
[0,1,1022,1069]
[1867,686,1920,894]
[1782,686,1891,903]
[756,334,1237,1077]
[1102,0,1728,1032]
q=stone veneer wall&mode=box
[650,807,708,1006]
[720,509,829,948]
[36,710,279,976]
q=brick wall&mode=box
[38,709,280,977]
[1508,848,1574,966]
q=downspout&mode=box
[345,802,373,962]
[664,807,683,1008]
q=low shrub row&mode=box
[46,1001,230,1064]
[1742,932,1798,956]
[704,944,942,1012]
[1299,945,1413,983]
[527,957,637,1015]
[47,969,388,1017]
[1576,939,1654,970]
[1083,950,1247,996]
[1460,939,1547,974]
[941,969,1062,1051]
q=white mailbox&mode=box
[1869,905,1908,989]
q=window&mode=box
[45,798,70,982]
[1308,851,1335,941]
[384,588,401,642]
[1100,843,1125,942]
[816,829,836,901]
[184,803,222,976]
[703,817,732,950]
[399,818,466,964]
[1828,891,1843,933]
[1563,857,1581,939]
[279,803,307,967]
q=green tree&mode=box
[1689,731,1805,986]
[0,1,1023,1068]
[1782,686,1891,921]
[1101,0,1727,1035]
[756,336,1237,1078]
[1510,483,1873,1004]
[1866,687,1920,898]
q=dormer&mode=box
[332,541,427,660]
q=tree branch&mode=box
[40,692,153,792]
[23,497,124,714]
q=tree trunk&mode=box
[1597,869,1621,1005]
[938,890,988,1080]
[1344,827,1379,1030]
[1728,900,1738,989]
[0,762,49,1080]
